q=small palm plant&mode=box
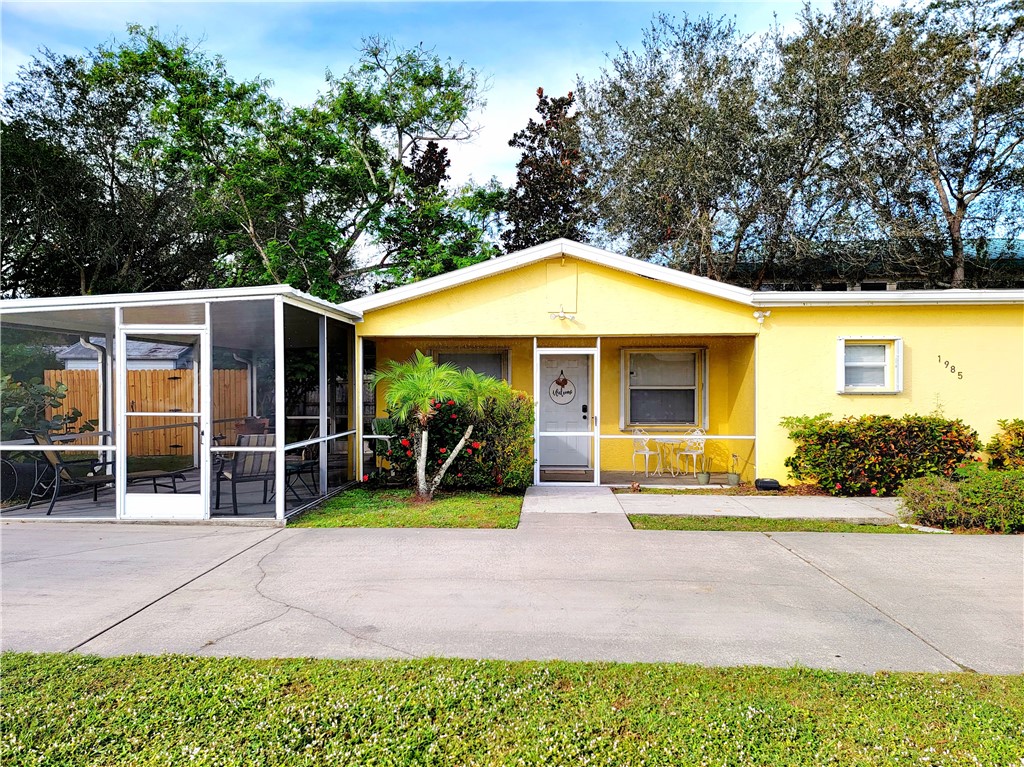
[374,351,507,500]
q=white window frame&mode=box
[620,348,706,429]
[431,348,510,382]
[836,337,903,394]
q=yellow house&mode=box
[345,239,1024,486]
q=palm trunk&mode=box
[415,426,430,498]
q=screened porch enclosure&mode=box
[0,287,360,522]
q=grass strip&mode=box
[292,488,522,528]
[629,514,921,533]
[2,653,1021,766]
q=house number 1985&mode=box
[938,355,963,379]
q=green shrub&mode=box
[385,388,534,493]
[781,413,980,496]
[896,475,962,527]
[900,469,1024,533]
[985,418,1024,470]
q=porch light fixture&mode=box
[550,305,576,321]
[753,310,771,325]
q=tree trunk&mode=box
[948,212,966,288]
[415,426,430,498]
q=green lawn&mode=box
[629,515,923,533]
[292,488,522,528]
[2,653,1021,766]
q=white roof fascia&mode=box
[342,238,756,312]
[753,289,1024,307]
[1,285,362,322]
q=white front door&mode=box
[539,354,590,467]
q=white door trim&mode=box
[534,343,600,486]
[117,319,210,520]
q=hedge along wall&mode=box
[781,414,980,497]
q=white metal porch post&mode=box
[319,315,328,495]
[273,296,286,522]
[593,337,601,486]
[114,309,126,520]
[354,334,364,482]
[200,304,212,519]
[532,337,539,486]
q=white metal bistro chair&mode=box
[631,428,662,477]
[672,428,707,478]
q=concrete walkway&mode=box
[617,493,900,524]
[521,486,901,526]
[2,520,1020,673]
[519,486,632,531]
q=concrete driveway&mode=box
[1,521,1021,673]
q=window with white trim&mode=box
[436,351,508,382]
[623,349,704,426]
[837,338,903,393]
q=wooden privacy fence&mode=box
[44,369,249,458]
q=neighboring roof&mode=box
[0,284,362,323]
[342,239,1024,312]
[56,338,191,361]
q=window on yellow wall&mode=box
[837,338,903,394]
[435,351,509,382]
[623,349,705,427]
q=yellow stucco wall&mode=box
[374,335,758,479]
[360,255,1024,484]
[357,258,757,337]
[755,304,1024,480]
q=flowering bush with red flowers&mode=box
[384,392,534,493]
[781,413,980,497]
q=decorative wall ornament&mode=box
[548,370,576,404]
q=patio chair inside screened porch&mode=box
[215,434,275,515]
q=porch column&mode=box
[593,336,601,486]
[354,334,364,482]
[532,337,539,486]
[319,315,328,495]
[273,296,285,522]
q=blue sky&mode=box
[1,1,815,185]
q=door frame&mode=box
[115,314,211,520]
[533,339,601,486]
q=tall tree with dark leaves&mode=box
[1,48,219,297]
[372,141,503,290]
[502,89,594,252]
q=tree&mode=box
[3,30,490,300]
[502,88,594,251]
[577,15,765,280]
[576,3,1023,289]
[1,48,219,297]
[373,351,505,500]
[371,141,503,291]
[114,30,486,299]
[842,0,1024,287]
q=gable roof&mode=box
[342,239,1024,313]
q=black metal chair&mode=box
[215,434,275,515]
